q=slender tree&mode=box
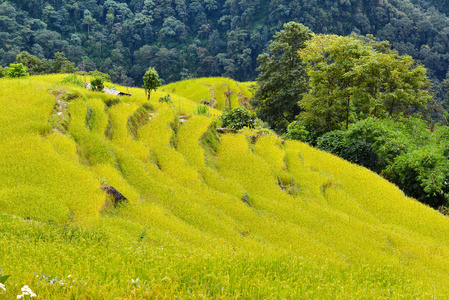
[143,67,161,100]
[251,22,313,132]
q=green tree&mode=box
[15,51,46,75]
[143,67,161,100]
[298,34,432,131]
[251,22,313,132]
[5,63,29,78]
[440,71,449,107]
[82,10,97,36]
[49,52,77,74]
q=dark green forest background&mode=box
[2,0,449,92]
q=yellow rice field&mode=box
[1,74,449,298]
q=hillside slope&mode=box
[1,75,449,298]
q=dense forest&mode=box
[2,0,449,94]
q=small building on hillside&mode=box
[85,82,132,96]
[103,87,132,96]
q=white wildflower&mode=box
[17,285,36,298]
[131,278,139,284]
[0,282,6,291]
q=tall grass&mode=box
[2,75,449,298]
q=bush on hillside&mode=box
[384,147,449,208]
[84,70,111,82]
[283,121,309,141]
[5,63,29,78]
[339,140,379,171]
[317,130,378,170]
[345,118,407,170]
[316,131,347,154]
[220,107,256,130]
[90,77,104,92]
[0,66,4,78]
[195,104,209,115]
[62,74,86,88]
[159,94,174,106]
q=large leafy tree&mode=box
[298,35,372,131]
[251,22,313,132]
[298,34,432,131]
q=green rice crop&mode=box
[2,75,449,298]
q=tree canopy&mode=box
[143,67,161,100]
[251,22,313,132]
[298,34,432,132]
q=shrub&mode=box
[283,121,309,141]
[85,70,111,82]
[316,131,347,154]
[317,130,378,170]
[159,94,174,106]
[0,66,4,78]
[62,74,86,87]
[345,118,408,169]
[195,104,209,115]
[104,98,121,107]
[90,77,104,92]
[220,107,256,130]
[5,63,29,78]
[339,140,379,170]
[384,147,449,208]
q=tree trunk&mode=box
[346,95,350,130]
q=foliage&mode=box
[251,22,313,132]
[0,66,4,78]
[442,71,449,107]
[61,74,86,88]
[14,51,77,75]
[384,147,449,208]
[16,51,47,75]
[317,117,449,208]
[316,130,379,170]
[0,274,10,285]
[283,121,309,141]
[316,131,348,155]
[143,67,161,100]
[3,75,449,298]
[195,104,209,115]
[345,118,408,170]
[90,77,104,92]
[298,34,431,131]
[84,71,111,82]
[5,63,29,78]
[50,52,77,74]
[220,107,256,130]
[158,94,174,106]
